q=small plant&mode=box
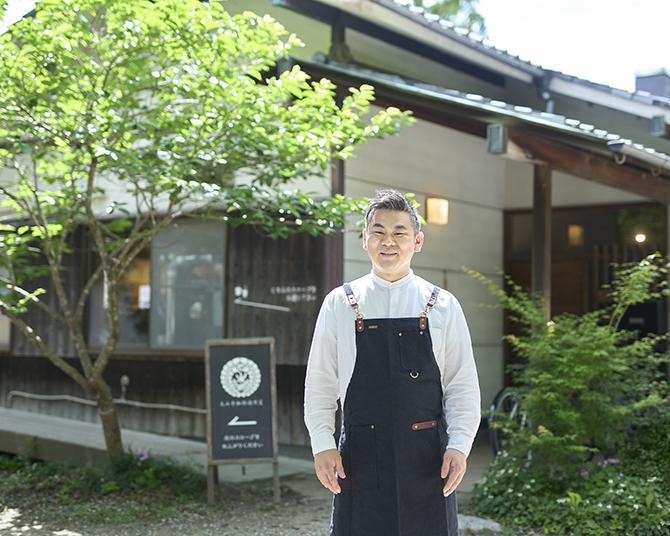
[0,449,206,525]
[474,452,670,535]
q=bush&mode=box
[0,448,204,500]
[620,411,670,494]
[470,254,670,534]
[474,452,670,535]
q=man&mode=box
[304,189,481,536]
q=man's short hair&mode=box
[364,189,421,234]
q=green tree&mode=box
[0,0,412,458]
[413,0,486,35]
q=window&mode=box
[88,249,151,347]
[0,313,10,351]
[0,266,12,350]
[87,219,225,351]
[150,220,225,349]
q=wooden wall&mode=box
[226,225,324,366]
[11,227,92,358]
[1,225,323,448]
[0,354,310,447]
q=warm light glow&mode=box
[567,224,584,246]
[634,233,647,243]
[426,197,449,225]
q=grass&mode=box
[0,451,296,529]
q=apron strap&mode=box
[419,286,441,330]
[343,283,365,332]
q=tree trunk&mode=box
[92,379,124,459]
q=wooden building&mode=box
[2,0,669,450]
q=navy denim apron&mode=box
[330,284,458,536]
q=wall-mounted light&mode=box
[567,224,584,246]
[634,232,647,244]
[426,197,449,225]
[487,123,508,155]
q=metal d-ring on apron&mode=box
[331,284,458,536]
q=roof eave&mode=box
[273,0,542,84]
[548,74,670,121]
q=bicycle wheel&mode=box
[487,387,523,457]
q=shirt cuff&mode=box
[446,435,474,458]
[310,434,337,456]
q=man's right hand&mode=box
[314,448,346,494]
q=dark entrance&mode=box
[503,203,667,383]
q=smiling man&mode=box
[304,189,481,536]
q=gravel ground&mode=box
[1,474,332,536]
[1,472,501,535]
[2,502,331,536]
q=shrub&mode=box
[0,449,204,500]
[470,254,670,534]
[474,452,670,535]
[620,410,670,494]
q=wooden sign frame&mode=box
[204,337,279,504]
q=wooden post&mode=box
[272,459,280,503]
[205,338,280,504]
[323,154,345,293]
[207,464,218,505]
[532,164,552,321]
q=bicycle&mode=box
[487,387,526,457]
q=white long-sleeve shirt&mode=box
[304,270,481,457]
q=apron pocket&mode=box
[349,424,379,490]
[398,328,439,372]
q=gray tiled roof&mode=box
[373,0,670,111]
[372,0,543,75]
[306,54,670,163]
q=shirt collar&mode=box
[370,269,414,290]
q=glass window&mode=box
[88,249,151,347]
[0,313,10,350]
[150,220,225,349]
[0,265,11,350]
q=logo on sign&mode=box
[220,357,261,398]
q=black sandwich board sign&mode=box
[205,337,278,504]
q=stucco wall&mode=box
[503,159,646,209]
[342,116,505,408]
[340,112,653,410]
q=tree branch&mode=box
[74,262,104,325]
[25,168,94,372]
[0,303,89,392]
[0,276,67,323]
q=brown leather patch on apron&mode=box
[410,420,438,431]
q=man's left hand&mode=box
[440,448,467,496]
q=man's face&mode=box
[363,208,424,282]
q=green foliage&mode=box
[0,0,413,456]
[620,411,670,492]
[474,452,670,535]
[0,450,294,527]
[0,450,203,500]
[617,206,666,247]
[469,254,670,471]
[412,0,486,35]
[470,254,670,534]
[0,0,412,239]
[0,0,414,305]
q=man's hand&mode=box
[441,448,467,497]
[314,448,346,494]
